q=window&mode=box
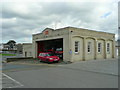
[88,42,91,53]
[40,53,44,56]
[107,43,110,53]
[43,53,45,56]
[39,53,42,56]
[75,41,79,53]
[98,43,101,53]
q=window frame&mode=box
[87,42,91,53]
[98,43,101,53]
[74,41,79,53]
[107,43,110,53]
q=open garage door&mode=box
[37,38,63,60]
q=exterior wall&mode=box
[106,40,113,59]
[85,38,95,60]
[69,27,115,62]
[23,44,33,57]
[16,44,23,54]
[63,34,71,62]
[32,41,37,58]
[96,39,105,59]
[118,47,120,56]
[32,27,116,62]
[71,36,83,61]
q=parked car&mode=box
[55,48,63,58]
[47,48,55,54]
[38,52,60,63]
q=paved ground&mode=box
[61,58,118,76]
[2,58,119,88]
[2,73,23,88]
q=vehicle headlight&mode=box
[49,58,53,60]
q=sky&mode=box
[1,0,118,43]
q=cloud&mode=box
[1,0,118,43]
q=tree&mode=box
[6,40,16,50]
[7,40,16,44]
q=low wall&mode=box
[6,57,34,62]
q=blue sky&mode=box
[101,12,112,18]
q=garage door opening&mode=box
[37,38,63,60]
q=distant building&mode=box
[1,43,9,50]
[22,43,32,57]
[1,40,23,54]
[0,43,4,50]
[1,43,17,53]
[16,43,23,54]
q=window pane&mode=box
[98,43,101,53]
[39,53,41,56]
[75,41,79,53]
[88,42,91,53]
[107,43,110,53]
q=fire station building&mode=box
[32,27,116,62]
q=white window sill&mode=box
[75,52,79,55]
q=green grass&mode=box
[0,53,16,56]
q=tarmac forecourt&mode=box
[2,73,24,88]
[2,61,59,73]
[2,58,118,88]
[2,61,58,88]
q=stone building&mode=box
[32,27,116,62]
[23,43,32,57]
[16,43,23,54]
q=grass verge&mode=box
[0,53,16,56]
